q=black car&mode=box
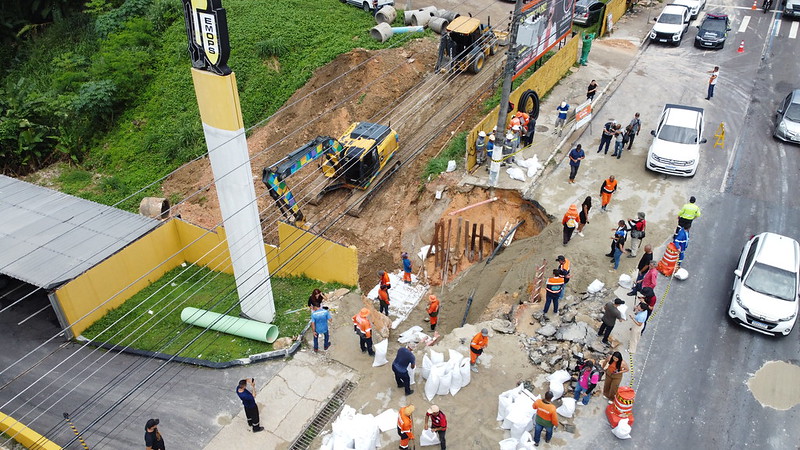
[694,13,730,49]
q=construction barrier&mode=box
[657,242,680,277]
[605,386,635,428]
[599,0,628,37]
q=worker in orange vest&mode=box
[469,328,489,372]
[352,308,374,356]
[426,295,440,332]
[600,175,618,211]
[379,270,391,290]
[544,269,565,317]
[377,285,390,316]
[397,404,415,449]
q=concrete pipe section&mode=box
[404,6,437,26]
[370,22,393,42]
[428,17,450,34]
[435,9,460,22]
[375,5,396,24]
[181,307,280,343]
[139,197,170,220]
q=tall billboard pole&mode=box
[182,0,275,322]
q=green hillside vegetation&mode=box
[1,0,414,210]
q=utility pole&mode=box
[489,0,525,187]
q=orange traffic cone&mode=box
[737,40,745,53]
[657,242,680,276]
[606,386,636,428]
[751,0,757,9]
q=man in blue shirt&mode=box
[236,378,263,432]
[567,144,585,183]
[673,223,690,266]
[311,304,333,352]
[555,102,570,136]
[392,344,416,396]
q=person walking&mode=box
[628,302,647,354]
[402,252,413,284]
[567,144,585,183]
[674,224,691,267]
[144,419,166,450]
[426,294,440,331]
[379,270,391,290]
[627,246,655,296]
[607,220,627,257]
[610,223,626,270]
[424,405,448,450]
[577,196,592,237]
[599,175,618,211]
[544,269,565,318]
[598,298,625,345]
[587,80,598,101]
[611,124,624,158]
[469,328,489,372]
[627,113,641,149]
[601,352,629,402]
[626,212,646,258]
[475,131,488,166]
[397,405,415,450]
[352,308,374,356]
[705,66,719,100]
[677,196,701,234]
[310,303,332,352]
[236,379,264,432]
[597,120,616,154]
[562,204,579,245]
[532,391,559,446]
[377,285,390,316]
[392,344,416,396]
[572,361,601,405]
[554,101,570,136]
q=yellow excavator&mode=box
[262,122,400,228]
[435,16,499,74]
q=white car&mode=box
[649,4,691,46]
[729,232,800,336]
[672,0,706,19]
[646,104,706,177]
[342,0,394,13]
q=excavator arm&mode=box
[262,136,343,226]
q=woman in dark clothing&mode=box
[308,289,326,308]
[577,196,592,237]
[587,80,598,101]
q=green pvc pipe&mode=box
[180,307,280,344]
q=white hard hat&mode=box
[492,125,498,132]
[506,131,514,139]
[479,130,487,137]
[489,134,495,141]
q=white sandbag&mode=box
[398,326,423,343]
[408,363,416,386]
[587,279,604,294]
[372,339,389,367]
[448,349,463,365]
[674,267,689,280]
[499,438,519,450]
[618,273,633,289]
[507,167,526,181]
[459,357,471,388]
[418,245,433,261]
[507,408,534,440]
[446,160,456,172]
[517,431,534,450]
[547,369,571,384]
[516,156,542,178]
[374,409,398,432]
[617,303,628,320]
[549,380,565,400]
[430,349,444,364]
[449,359,463,395]
[436,364,452,396]
[352,413,379,450]
[556,397,576,418]
[612,418,632,439]
[425,366,441,401]
[420,428,441,446]
[422,354,433,380]
[497,395,513,422]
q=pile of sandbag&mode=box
[422,349,470,401]
[496,384,539,447]
[320,405,381,450]
[547,369,571,400]
[516,156,543,178]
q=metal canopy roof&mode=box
[0,175,160,290]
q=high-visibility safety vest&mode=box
[470,333,488,351]
[558,259,571,279]
[397,407,414,436]
[546,277,565,294]
[352,314,372,338]
[678,203,701,220]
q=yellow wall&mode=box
[466,36,580,170]
[0,411,62,450]
[600,0,628,36]
[276,222,359,286]
[55,220,184,337]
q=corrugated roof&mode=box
[0,175,160,290]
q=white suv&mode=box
[672,0,706,19]
[646,104,706,177]
[729,232,800,336]
[650,4,691,46]
[342,0,394,13]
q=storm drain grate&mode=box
[289,380,357,449]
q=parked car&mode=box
[672,0,706,19]
[649,4,691,46]
[774,89,800,144]
[694,13,730,49]
[783,0,800,19]
[341,0,394,13]
[729,232,800,337]
[574,0,605,26]
[646,104,706,177]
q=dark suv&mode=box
[694,13,730,49]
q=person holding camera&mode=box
[144,418,165,450]
[236,378,264,432]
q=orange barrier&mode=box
[657,242,679,276]
[606,386,635,428]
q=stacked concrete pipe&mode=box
[375,5,396,24]
[404,6,437,26]
[428,17,449,34]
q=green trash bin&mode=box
[580,33,595,66]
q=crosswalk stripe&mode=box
[774,18,782,36]
[791,21,799,39]
[738,15,750,33]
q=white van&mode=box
[646,104,707,177]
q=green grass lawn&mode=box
[81,264,349,362]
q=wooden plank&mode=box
[479,223,484,261]
[470,223,478,261]
[464,220,470,258]
[455,217,463,262]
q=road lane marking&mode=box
[774,18,781,36]
[791,21,799,39]
[738,15,750,33]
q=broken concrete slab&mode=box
[537,324,557,337]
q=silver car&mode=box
[774,89,800,144]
